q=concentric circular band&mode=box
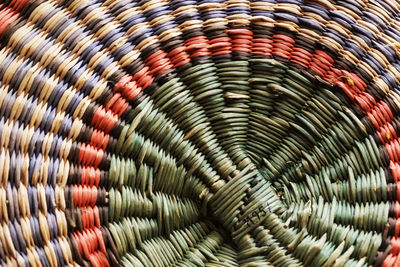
[1,0,400,266]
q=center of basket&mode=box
[207,164,285,242]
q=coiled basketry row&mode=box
[1,0,400,266]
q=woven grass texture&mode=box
[1,0,400,266]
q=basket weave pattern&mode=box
[0,0,400,266]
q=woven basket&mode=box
[0,0,400,266]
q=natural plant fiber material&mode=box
[1,0,400,266]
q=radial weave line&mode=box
[1,0,400,266]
